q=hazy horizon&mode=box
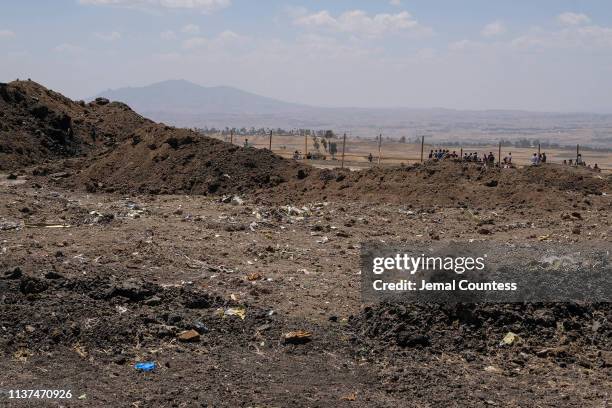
[2,1,612,113]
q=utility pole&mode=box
[269,130,272,150]
[498,141,502,167]
[377,134,382,165]
[420,135,425,163]
[230,130,233,145]
[341,132,347,169]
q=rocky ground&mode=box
[0,172,610,407]
[1,80,610,406]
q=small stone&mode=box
[178,329,200,343]
[44,271,63,280]
[397,332,430,348]
[143,296,162,306]
[477,228,491,235]
[572,226,581,235]
[2,267,22,280]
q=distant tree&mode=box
[321,138,328,152]
[324,130,335,139]
[399,136,406,143]
[312,135,320,152]
[329,142,338,158]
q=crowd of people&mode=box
[428,149,504,167]
[562,154,601,172]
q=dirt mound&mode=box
[0,80,150,171]
[68,125,307,195]
[351,302,610,356]
[262,161,611,210]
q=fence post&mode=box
[460,147,463,161]
[498,141,501,167]
[269,130,272,150]
[538,143,541,157]
[304,133,308,157]
[576,144,579,163]
[420,135,425,163]
[377,134,382,165]
[341,133,347,169]
[230,130,233,145]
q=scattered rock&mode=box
[2,267,23,280]
[178,329,201,343]
[397,333,430,348]
[283,330,312,345]
[19,276,48,294]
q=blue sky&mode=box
[1,0,612,112]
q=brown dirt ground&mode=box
[0,176,610,407]
[0,81,610,407]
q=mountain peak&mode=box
[95,80,305,115]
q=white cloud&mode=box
[0,29,16,39]
[294,9,430,38]
[78,0,231,13]
[182,30,245,50]
[181,24,200,34]
[95,31,121,41]
[389,0,401,6]
[557,12,591,26]
[481,21,505,37]
[510,24,612,50]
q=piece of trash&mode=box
[224,306,246,320]
[25,223,71,228]
[78,394,87,400]
[231,196,244,206]
[135,361,156,372]
[341,393,357,401]
[500,332,521,346]
[283,330,312,344]
[316,236,329,244]
[193,321,209,334]
[177,329,200,343]
[484,365,502,374]
[246,272,263,281]
[537,235,551,241]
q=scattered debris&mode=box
[224,306,246,320]
[283,330,312,345]
[134,362,156,372]
[178,329,201,343]
[500,332,521,346]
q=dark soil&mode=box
[1,81,610,407]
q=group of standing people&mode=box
[531,152,547,165]
[563,154,601,172]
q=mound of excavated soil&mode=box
[260,161,611,210]
[70,125,307,195]
[0,80,150,171]
[351,302,611,356]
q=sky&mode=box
[1,0,612,112]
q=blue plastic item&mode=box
[135,361,156,372]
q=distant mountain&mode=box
[93,80,612,148]
[94,79,309,116]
